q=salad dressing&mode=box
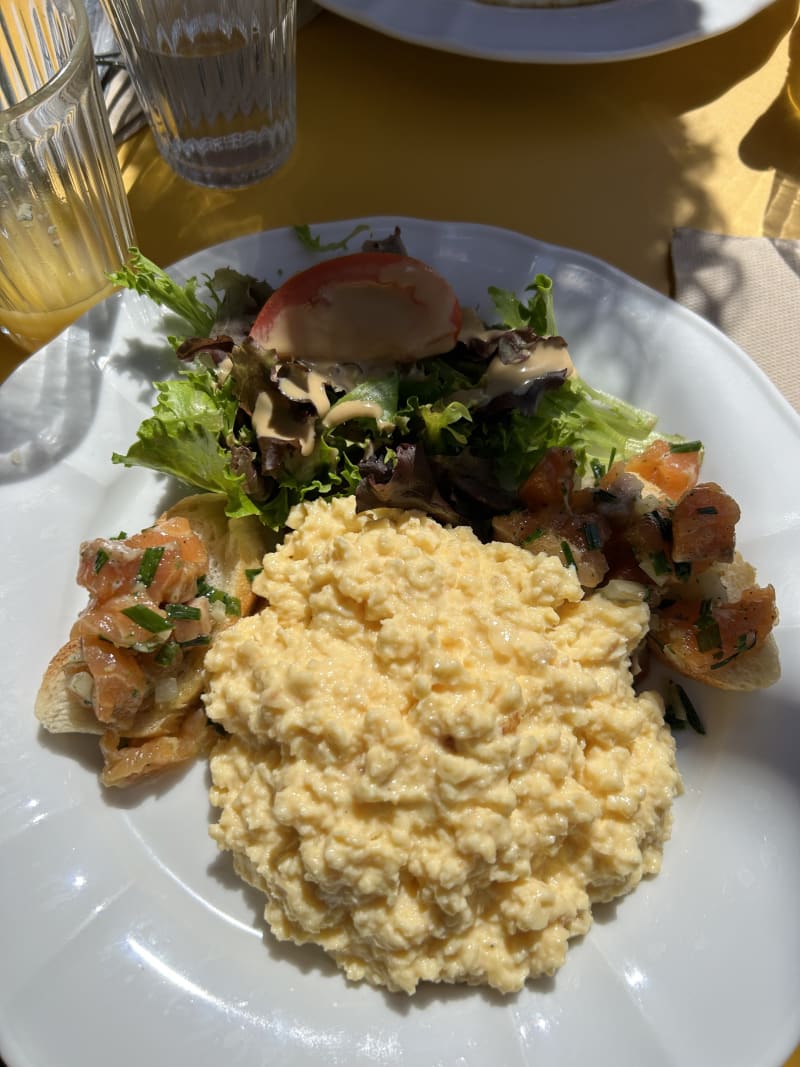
[275,363,331,416]
[111,247,680,534]
[322,398,385,428]
[453,336,575,407]
[484,337,574,396]
[252,389,316,456]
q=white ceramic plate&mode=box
[314,0,775,62]
[1,218,798,1067]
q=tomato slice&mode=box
[250,252,462,364]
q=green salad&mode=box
[109,230,674,535]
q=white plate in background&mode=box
[314,0,775,62]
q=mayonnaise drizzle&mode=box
[251,390,317,457]
[452,336,574,407]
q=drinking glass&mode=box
[100,0,297,189]
[0,0,135,354]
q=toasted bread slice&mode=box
[653,632,780,692]
[163,492,273,619]
[648,553,780,692]
[35,494,272,782]
[35,639,105,735]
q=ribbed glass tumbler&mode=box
[0,0,135,353]
[100,0,297,188]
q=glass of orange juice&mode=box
[0,0,135,354]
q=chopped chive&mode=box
[696,506,718,515]
[196,575,241,617]
[561,541,576,569]
[696,623,722,652]
[121,604,172,633]
[709,655,734,670]
[663,704,686,730]
[710,631,756,670]
[694,600,722,652]
[136,546,164,588]
[663,680,684,728]
[607,447,617,471]
[131,639,164,654]
[583,521,602,551]
[681,692,706,734]
[738,631,757,652]
[665,680,706,735]
[590,459,604,483]
[674,682,705,734]
[523,528,544,544]
[178,635,211,648]
[669,440,702,453]
[245,567,263,582]
[652,510,673,541]
[155,641,180,666]
[165,603,202,621]
[650,550,670,576]
[94,548,110,574]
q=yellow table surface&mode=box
[3,2,800,373]
[1,5,798,1064]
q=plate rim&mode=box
[1,215,798,1067]
[4,214,798,434]
[311,0,777,63]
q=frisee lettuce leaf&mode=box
[489,274,557,336]
[111,372,261,519]
[412,399,473,453]
[473,377,664,491]
[108,248,218,342]
[293,223,370,254]
[108,248,273,351]
[109,246,679,533]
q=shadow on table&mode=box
[116,0,798,303]
[740,11,800,238]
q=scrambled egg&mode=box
[205,497,681,994]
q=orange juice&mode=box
[0,187,125,352]
[0,280,117,352]
[0,0,133,358]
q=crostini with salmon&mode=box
[35,494,271,786]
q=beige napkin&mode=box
[671,227,800,413]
